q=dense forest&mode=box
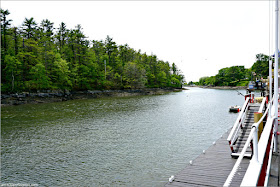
[1,9,184,93]
[191,53,269,87]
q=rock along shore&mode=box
[1,88,186,107]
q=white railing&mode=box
[224,100,274,187]
[258,97,267,113]
[227,97,250,150]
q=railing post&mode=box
[254,112,263,140]
[252,126,259,162]
[269,101,272,118]
[274,0,279,153]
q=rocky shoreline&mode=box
[1,88,185,107]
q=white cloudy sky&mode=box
[2,1,274,82]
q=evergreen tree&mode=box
[22,17,37,39]
[1,9,12,59]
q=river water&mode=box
[1,87,246,186]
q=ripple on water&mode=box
[1,88,245,186]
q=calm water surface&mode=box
[1,87,246,186]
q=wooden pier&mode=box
[165,101,279,186]
[165,130,251,187]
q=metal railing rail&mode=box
[223,100,272,187]
[227,97,250,149]
[231,104,250,146]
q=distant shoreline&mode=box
[1,88,187,107]
[186,86,247,90]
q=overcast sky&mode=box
[2,1,274,82]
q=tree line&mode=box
[190,53,269,87]
[1,9,184,93]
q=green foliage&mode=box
[170,74,184,88]
[123,62,147,89]
[186,81,194,86]
[1,9,184,93]
[52,53,72,90]
[157,71,167,87]
[171,76,181,88]
[29,62,50,90]
[235,80,249,87]
[198,66,247,87]
[251,54,269,78]
[3,55,22,92]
